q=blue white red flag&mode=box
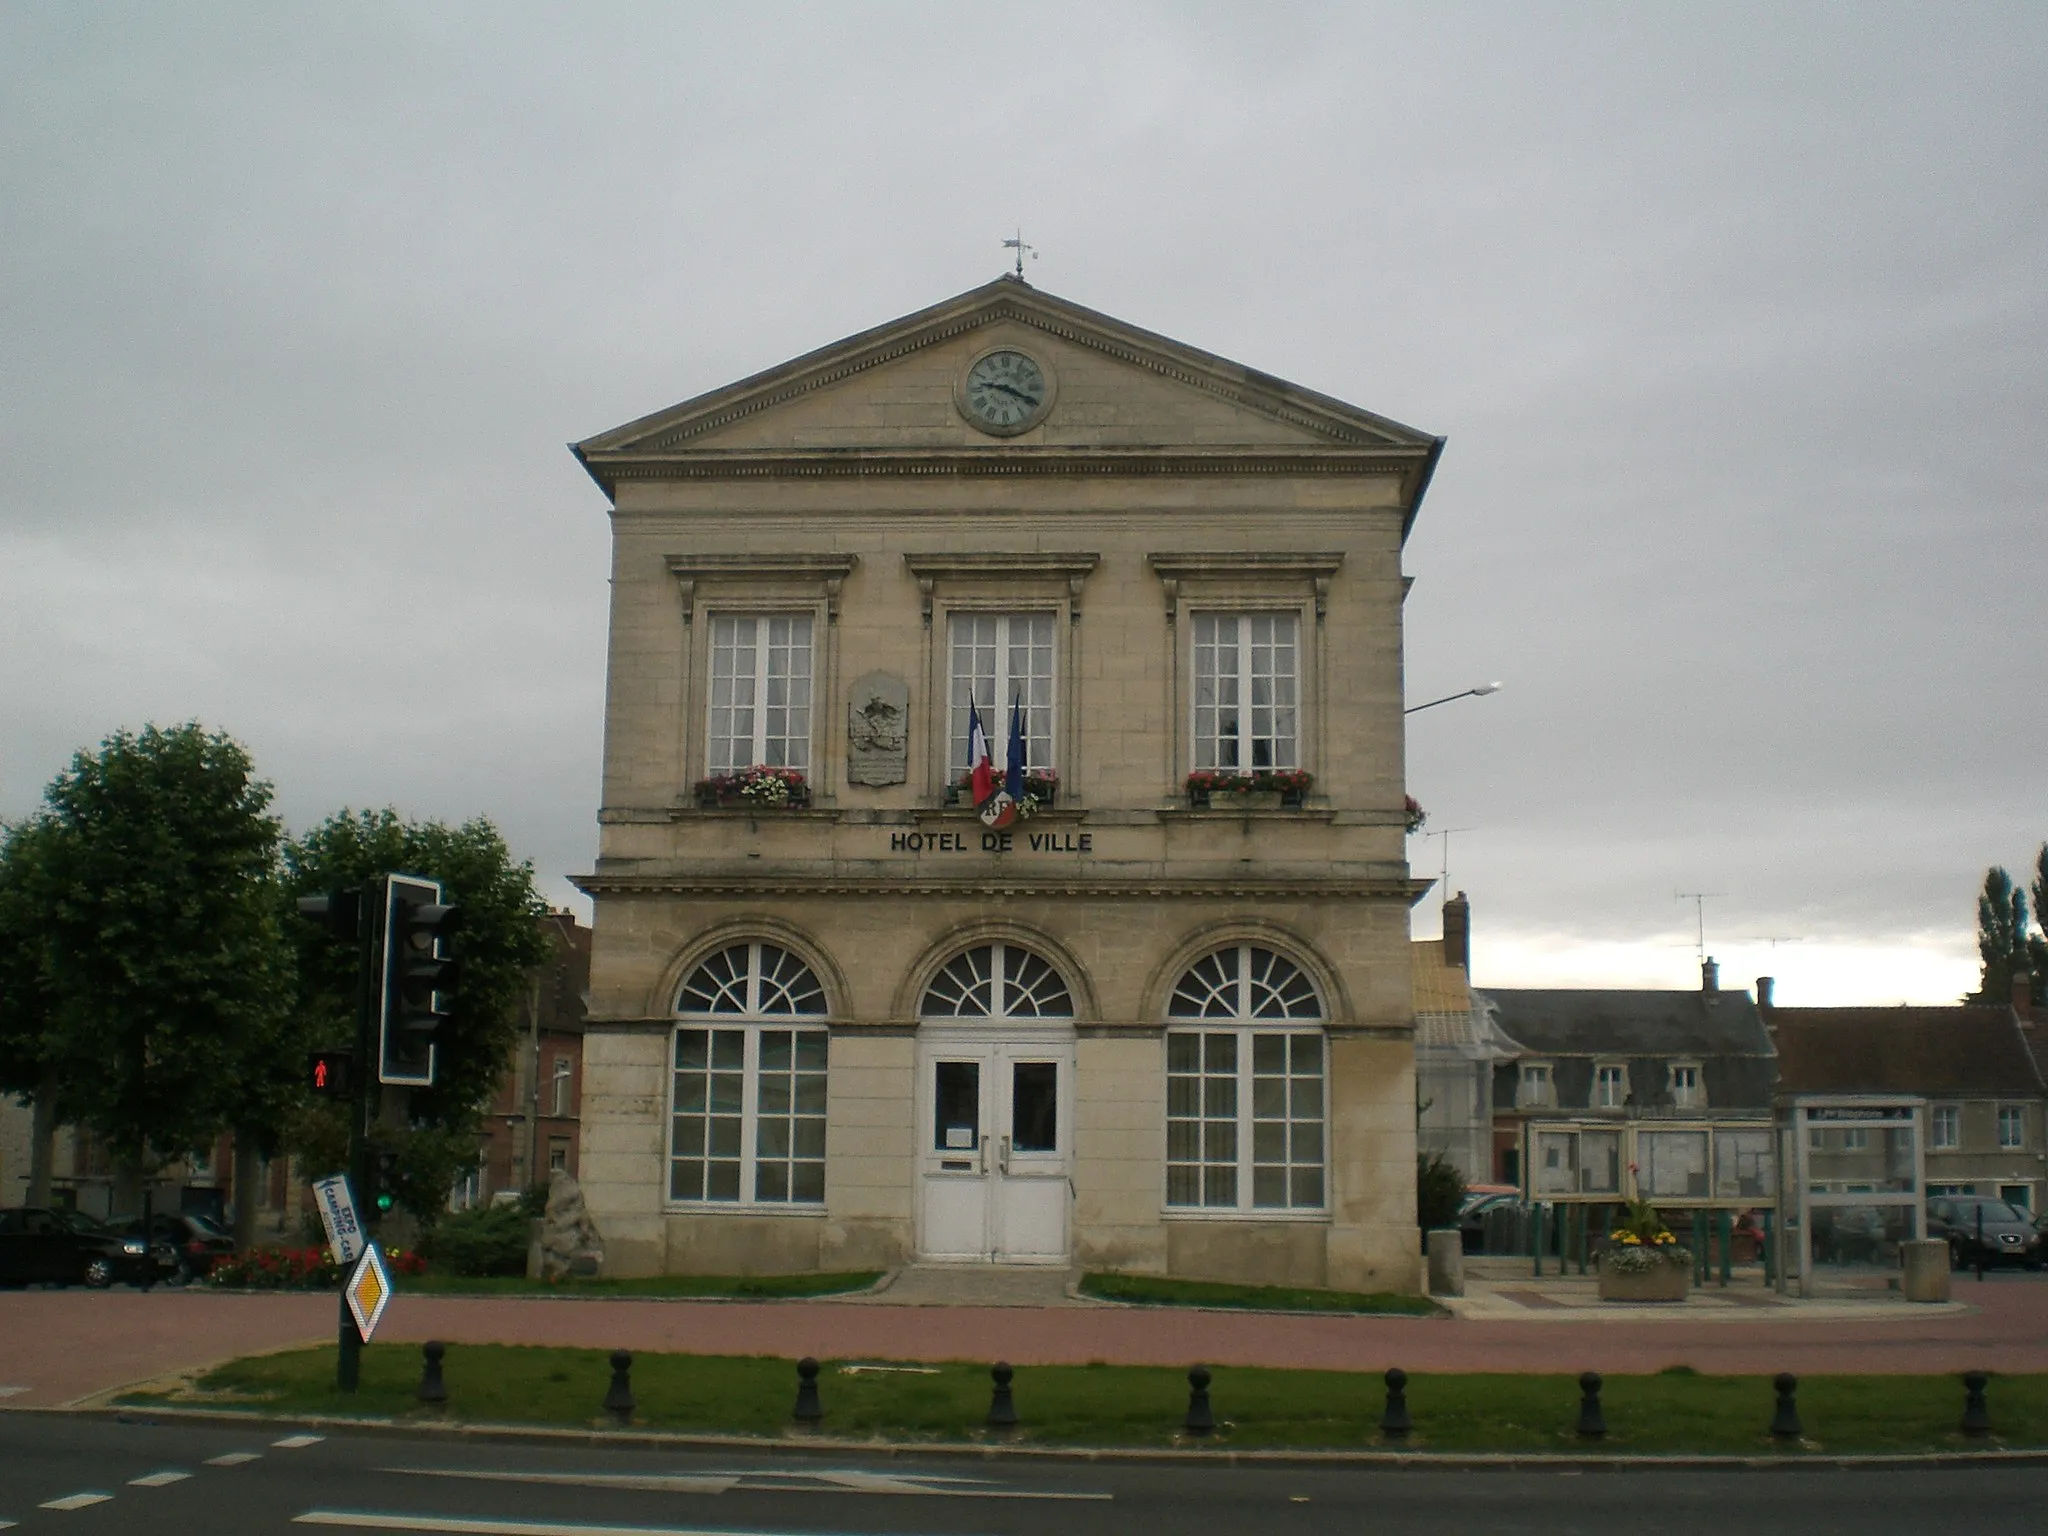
[967,701,995,807]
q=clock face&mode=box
[962,349,1049,433]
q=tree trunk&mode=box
[26,1072,58,1206]
[231,1135,261,1249]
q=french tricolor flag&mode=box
[967,700,995,806]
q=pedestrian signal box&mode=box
[309,1050,354,1098]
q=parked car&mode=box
[1927,1197,2043,1270]
[1458,1185,1525,1254]
[0,1206,154,1288]
[115,1212,237,1284]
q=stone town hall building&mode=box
[570,277,1442,1291]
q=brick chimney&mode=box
[1756,975,1774,1010]
[1702,956,1719,993]
[1442,891,1471,973]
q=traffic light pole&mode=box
[337,877,380,1393]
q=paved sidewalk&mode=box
[4,1276,2043,1413]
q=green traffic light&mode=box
[376,1193,394,1212]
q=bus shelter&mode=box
[1776,1094,1924,1297]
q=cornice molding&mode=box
[664,552,859,625]
[595,447,1428,485]
[1148,550,1346,621]
[571,872,1430,901]
[903,551,1102,624]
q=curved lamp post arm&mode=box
[1405,681,1502,716]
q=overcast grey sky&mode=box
[3,3,2043,1005]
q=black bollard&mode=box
[416,1340,448,1407]
[1769,1372,1801,1439]
[1961,1370,1991,1437]
[986,1362,1018,1430]
[1380,1368,1412,1441]
[1184,1366,1215,1436]
[1575,1371,1606,1438]
[603,1349,635,1425]
[792,1357,824,1424]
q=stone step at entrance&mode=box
[848,1264,1102,1308]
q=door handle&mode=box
[979,1134,989,1177]
[999,1135,1011,1174]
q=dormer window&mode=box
[1668,1062,1705,1110]
[1593,1063,1628,1109]
[1517,1061,1554,1109]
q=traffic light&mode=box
[371,1150,399,1216]
[294,887,361,941]
[308,1050,354,1098]
[378,874,461,1087]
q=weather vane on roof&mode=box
[1002,230,1038,280]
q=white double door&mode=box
[916,1025,1073,1265]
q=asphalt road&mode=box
[4,1413,2048,1536]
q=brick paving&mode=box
[4,1278,2047,1412]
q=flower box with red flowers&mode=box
[1183,769,1313,809]
[693,766,811,810]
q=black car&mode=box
[0,1206,154,1288]
[1926,1197,2043,1269]
[116,1212,237,1284]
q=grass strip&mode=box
[1080,1271,1441,1315]
[119,1345,2048,1455]
[392,1271,882,1300]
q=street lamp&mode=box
[1405,681,1502,715]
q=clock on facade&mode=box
[958,347,1053,435]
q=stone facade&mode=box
[571,277,1441,1291]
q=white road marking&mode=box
[38,1493,113,1511]
[299,1516,951,1535]
[379,1465,1108,1502]
[0,1386,29,1397]
[129,1471,193,1487]
[207,1451,262,1466]
[274,1434,326,1449]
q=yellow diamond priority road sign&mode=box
[345,1244,394,1341]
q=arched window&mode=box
[1164,944,1325,1213]
[920,942,1073,1020]
[670,942,828,1207]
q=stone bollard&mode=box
[1575,1371,1606,1438]
[603,1350,635,1425]
[792,1357,824,1425]
[986,1363,1018,1430]
[1769,1372,1801,1439]
[1183,1366,1215,1436]
[1426,1229,1465,1298]
[1899,1239,1950,1303]
[416,1341,448,1408]
[1961,1370,1991,1436]
[1380,1368,1412,1441]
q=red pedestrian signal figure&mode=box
[308,1050,352,1098]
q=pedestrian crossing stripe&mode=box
[39,1493,113,1511]
[129,1471,192,1487]
[207,1452,261,1466]
[274,1434,325,1449]
[347,1245,394,1340]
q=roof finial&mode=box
[1002,229,1038,281]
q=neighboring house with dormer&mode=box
[1482,961,1778,1211]
[1414,893,1518,1185]
[1762,985,2048,1213]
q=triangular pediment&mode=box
[573,278,1440,491]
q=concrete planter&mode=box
[1597,1261,1690,1302]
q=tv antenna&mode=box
[1675,891,1724,964]
[1426,827,1476,890]
[1002,230,1038,279]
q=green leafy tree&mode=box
[2030,844,2048,1009]
[16,725,293,1207]
[1978,866,2032,1005]
[281,809,549,1221]
[0,817,66,1203]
